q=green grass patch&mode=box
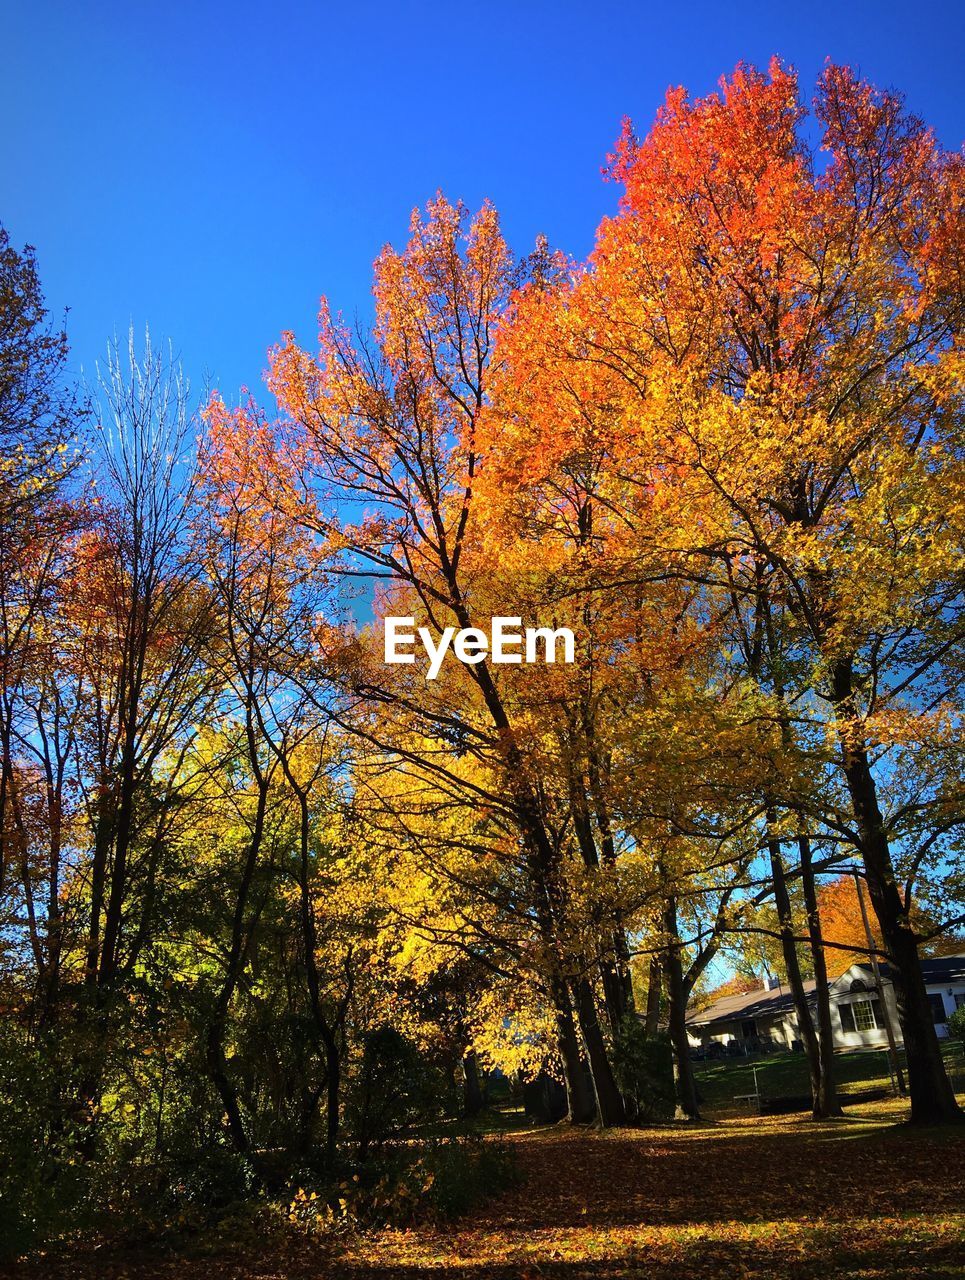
[694,1041,965,1111]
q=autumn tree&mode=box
[484,60,963,1124]
[0,225,80,914]
[208,198,664,1123]
[75,330,217,1003]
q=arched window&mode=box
[849,979,867,993]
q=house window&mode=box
[929,994,947,1024]
[854,998,875,1029]
[840,999,883,1033]
[955,994,965,1010]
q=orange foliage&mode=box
[818,876,964,969]
[704,973,761,1003]
[816,876,882,967]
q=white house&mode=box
[687,953,965,1054]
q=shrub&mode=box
[612,1018,676,1122]
[0,1026,89,1260]
[948,1004,965,1047]
[348,1027,457,1157]
[287,1136,517,1233]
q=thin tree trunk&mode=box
[796,825,842,1118]
[566,756,633,1036]
[766,812,823,1114]
[290,785,341,1159]
[663,894,700,1120]
[205,723,270,1157]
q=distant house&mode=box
[687,953,965,1054]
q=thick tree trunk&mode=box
[573,973,626,1126]
[797,826,842,1118]
[644,957,662,1036]
[549,974,596,1123]
[663,895,700,1120]
[599,938,633,1036]
[462,1050,484,1116]
[830,659,961,1125]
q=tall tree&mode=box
[488,61,964,1123]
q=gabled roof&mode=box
[688,952,965,1029]
[687,979,817,1027]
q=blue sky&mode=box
[3,0,964,405]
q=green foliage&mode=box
[349,1027,459,1157]
[948,1005,965,1047]
[287,1137,516,1232]
[611,1020,676,1122]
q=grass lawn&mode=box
[11,1098,965,1280]
[695,1040,965,1114]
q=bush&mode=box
[160,1142,259,1215]
[0,1026,89,1260]
[612,1018,676,1122]
[287,1136,517,1233]
[348,1027,458,1157]
[948,1004,965,1047]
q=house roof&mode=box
[918,954,965,985]
[688,952,965,1029]
[687,979,817,1027]
[866,954,965,987]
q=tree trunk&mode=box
[462,1051,484,1116]
[663,895,700,1120]
[324,1036,340,1159]
[599,941,633,1036]
[206,1020,250,1155]
[765,813,824,1116]
[573,973,626,1126]
[830,658,961,1125]
[566,755,634,1037]
[549,974,596,1123]
[797,826,842,1118]
[204,709,270,1157]
[644,957,662,1036]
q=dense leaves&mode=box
[0,55,963,1271]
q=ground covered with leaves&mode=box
[10,1100,964,1280]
